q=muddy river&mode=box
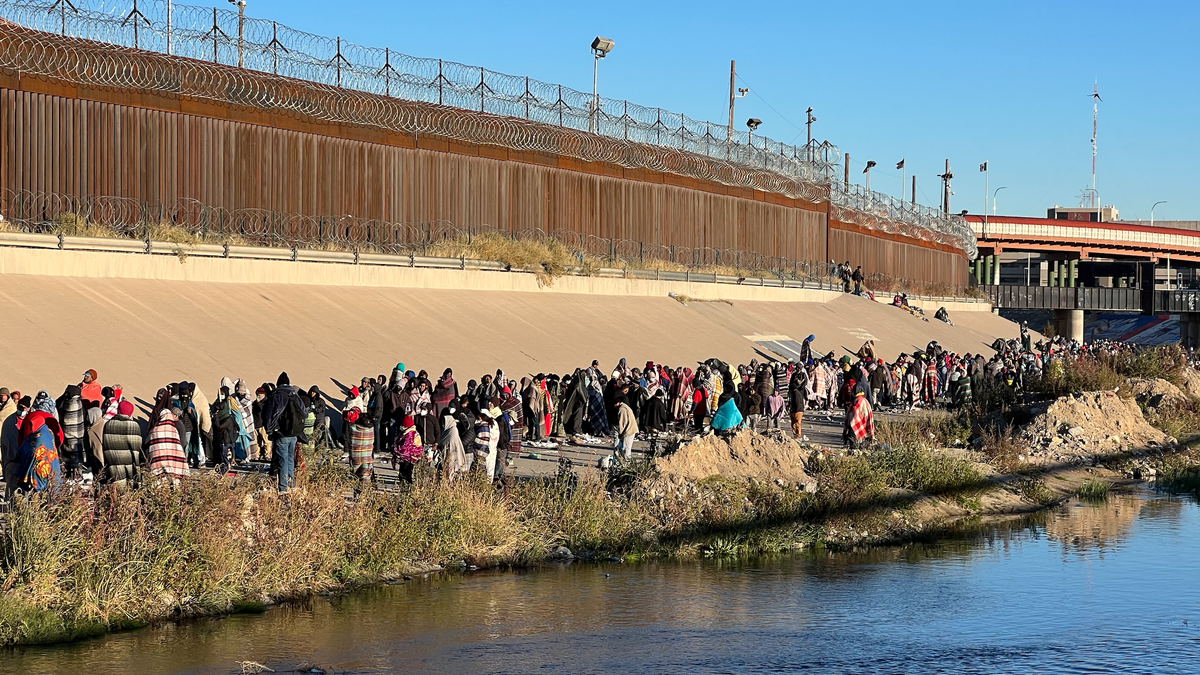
[6,492,1199,674]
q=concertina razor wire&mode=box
[0,0,977,259]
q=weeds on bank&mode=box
[977,424,1025,474]
[1099,345,1188,384]
[1014,478,1058,506]
[1144,398,1200,443]
[867,445,984,495]
[1076,478,1113,501]
[1028,357,1125,400]
[1156,448,1200,496]
[876,411,971,449]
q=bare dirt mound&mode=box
[656,430,810,483]
[1123,377,1187,409]
[1017,391,1171,465]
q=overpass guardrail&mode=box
[980,284,1200,314]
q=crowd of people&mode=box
[0,322,1137,500]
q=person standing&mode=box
[98,400,145,486]
[262,372,305,494]
[1,395,29,500]
[788,371,806,440]
[18,392,63,493]
[0,388,15,422]
[613,399,638,463]
[146,407,188,484]
[391,415,423,483]
[843,391,875,448]
[851,265,865,295]
[80,369,103,410]
[55,385,86,478]
[344,389,374,483]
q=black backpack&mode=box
[277,392,307,439]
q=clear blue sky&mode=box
[238,0,1197,221]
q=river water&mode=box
[6,493,1200,674]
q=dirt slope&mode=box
[0,273,1022,407]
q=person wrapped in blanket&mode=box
[843,389,875,449]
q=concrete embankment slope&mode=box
[0,247,1015,399]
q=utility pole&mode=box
[938,159,953,214]
[1091,81,1101,221]
[911,175,916,208]
[229,0,246,69]
[843,152,850,192]
[727,60,747,159]
[805,107,815,162]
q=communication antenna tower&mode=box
[1090,81,1101,209]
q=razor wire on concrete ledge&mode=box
[0,188,975,297]
[0,0,977,258]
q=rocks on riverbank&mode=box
[1006,389,1172,466]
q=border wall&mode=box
[0,24,969,288]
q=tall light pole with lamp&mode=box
[862,160,876,192]
[1150,200,1167,227]
[589,37,615,134]
[746,117,761,150]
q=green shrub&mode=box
[1076,478,1113,501]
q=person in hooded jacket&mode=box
[55,384,86,478]
[261,372,306,493]
[432,369,459,419]
[211,385,242,471]
[18,391,63,492]
[561,369,589,437]
[98,400,144,486]
[1,395,30,499]
[638,389,671,433]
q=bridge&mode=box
[966,214,1200,290]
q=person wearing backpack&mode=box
[262,372,307,493]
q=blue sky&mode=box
[237,0,1196,221]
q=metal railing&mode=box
[0,0,976,257]
[0,188,978,297]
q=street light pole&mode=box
[590,37,615,134]
[591,53,599,133]
[746,118,761,150]
[1150,200,1167,227]
[862,160,876,192]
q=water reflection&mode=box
[7,492,1200,675]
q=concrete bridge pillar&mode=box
[1054,309,1084,342]
[1180,313,1200,348]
